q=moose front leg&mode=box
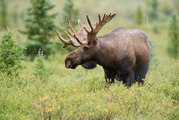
[103,68,115,84]
[105,72,115,84]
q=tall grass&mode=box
[0,56,178,119]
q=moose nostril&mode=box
[65,60,71,68]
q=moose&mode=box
[56,13,150,87]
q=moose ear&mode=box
[82,61,97,69]
[93,38,98,45]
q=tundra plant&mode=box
[168,14,179,59]
[0,31,23,76]
[33,50,49,82]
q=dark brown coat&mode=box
[56,13,150,86]
[82,27,150,86]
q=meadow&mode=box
[0,30,178,119]
[0,0,179,119]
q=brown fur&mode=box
[64,27,150,86]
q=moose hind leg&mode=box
[126,71,135,87]
[135,62,149,85]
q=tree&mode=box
[59,0,79,51]
[173,0,179,14]
[134,6,144,25]
[22,0,57,59]
[0,31,23,76]
[62,0,79,30]
[150,0,159,21]
[168,14,179,59]
[0,0,9,30]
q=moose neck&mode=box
[92,29,131,70]
[93,36,116,68]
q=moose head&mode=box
[56,13,116,69]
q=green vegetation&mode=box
[0,31,23,76]
[61,0,79,30]
[22,0,57,59]
[32,50,50,82]
[149,0,159,21]
[0,0,8,30]
[168,14,179,59]
[0,0,178,119]
[134,6,144,25]
[0,55,178,119]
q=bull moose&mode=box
[56,13,150,87]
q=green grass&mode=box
[0,21,179,119]
[0,53,178,119]
[0,22,179,119]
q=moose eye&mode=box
[83,46,89,51]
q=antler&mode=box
[84,13,116,44]
[55,18,85,48]
[56,13,116,47]
[55,30,71,48]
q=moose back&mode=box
[56,13,150,87]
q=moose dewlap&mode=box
[56,13,150,87]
